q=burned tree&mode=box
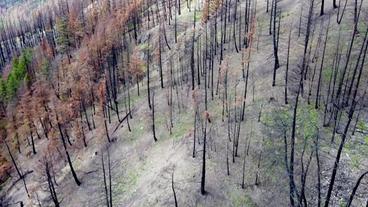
[272,0,281,86]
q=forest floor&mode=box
[2,0,368,206]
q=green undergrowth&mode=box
[114,159,147,203]
[115,89,147,143]
[179,4,202,23]
[344,137,368,170]
[137,42,149,51]
[156,107,193,141]
[229,191,257,207]
[125,119,146,143]
[116,87,144,108]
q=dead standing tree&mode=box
[272,0,281,86]
[38,155,60,207]
[288,1,315,205]
[285,23,293,105]
[241,16,256,121]
[147,34,152,109]
[151,89,158,142]
[101,148,113,207]
[2,138,30,198]
[200,111,210,195]
[324,26,368,207]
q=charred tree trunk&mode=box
[190,8,196,90]
[201,114,207,195]
[158,33,164,88]
[320,0,325,16]
[272,1,280,86]
[324,27,368,207]
[102,153,110,207]
[103,107,111,143]
[336,0,348,24]
[193,110,197,158]
[82,101,92,132]
[300,0,315,95]
[46,161,60,207]
[346,171,368,207]
[333,0,338,8]
[30,130,36,155]
[4,139,30,197]
[315,17,330,109]
[315,131,322,207]
[241,141,246,188]
[255,150,262,186]
[288,35,309,205]
[285,25,292,105]
[172,171,178,207]
[147,35,152,109]
[152,90,158,142]
[269,0,274,35]
[56,118,81,186]
[227,141,230,176]
[108,149,112,207]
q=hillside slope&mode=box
[1,0,368,206]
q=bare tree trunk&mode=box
[315,130,322,207]
[269,0,274,35]
[147,35,152,109]
[346,171,368,207]
[324,27,368,207]
[152,90,158,142]
[320,0,324,15]
[108,149,112,207]
[315,17,330,109]
[172,171,178,207]
[227,141,230,176]
[190,8,196,90]
[4,139,30,197]
[241,141,246,188]
[30,130,36,155]
[285,24,292,104]
[272,1,280,86]
[56,117,81,186]
[201,115,207,195]
[46,161,59,207]
[336,0,348,24]
[158,32,164,88]
[103,107,111,143]
[333,0,338,8]
[193,110,197,158]
[255,150,262,186]
[102,153,109,207]
[300,0,315,95]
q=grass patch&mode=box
[125,120,146,142]
[114,160,147,203]
[179,5,203,23]
[171,113,192,140]
[137,42,149,51]
[350,153,361,170]
[229,191,257,207]
[156,108,193,141]
[130,90,144,106]
[345,138,368,169]
[356,120,367,132]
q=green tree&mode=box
[0,79,7,102]
[1,49,32,101]
[56,16,72,59]
[6,74,17,100]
